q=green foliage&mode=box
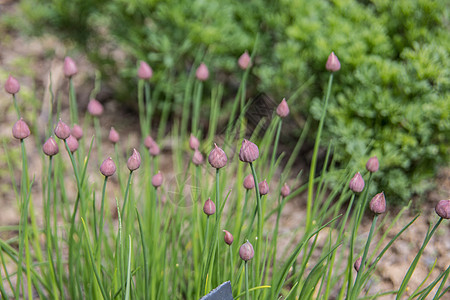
[18,0,450,202]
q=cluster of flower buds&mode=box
[100,157,116,177]
[349,172,365,193]
[127,148,141,171]
[12,118,30,140]
[239,241,254,261]
[208,144,227,169]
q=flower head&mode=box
[276,98,290,118]
[223,230,234,245]
[87,99,103,116]
[12,118,30,140]
[144,135,156,149]
[5,75,20,94]
[63,57,78,78]
[243,174,255,190]
[239,139,259,163]
[208,144,227,169]
[109,127,120,144]
[281,183,290,197]
[203,198,216,216]
[189,133,200,150]
[66,135,79,153]
[151,171,163,188]
[369,192,386,214]
[259,180,269,196]
[138,61,153,80]
[196,63,209,81]
[435,200,450,219]
[349,172,365,193]
[100,157,116,177]
[149,143,160,156]
[326,52,341,72]
[43,137,59,156]
[192,149,204,165]
[127,148,141,171]
[71,124,83,140]
[366,156,379,173]
[239,241,254,261]
[54,119,71,140]
[238,51,251,70]
[354,257,362,272]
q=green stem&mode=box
[249,162,262,287]
[215,168,221,284]
[269,120,282,176]
[245,261,249,300]
[97,176,108,254]
[69,78,78,125]
[12,94,20,118]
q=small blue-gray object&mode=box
[200,281,234,300]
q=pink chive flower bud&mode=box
[239,139,259,163]
[87,99,104,116]
[196,63,209,81]
[63,57,78,78]
[127,148,141,171]
[276,98,290,118]
[366,156,379,173]
[370,192,386,214]
[43,137,59,156]
[12,118,31,140]
[208,144,227,169]
[54,119,71,140]
[189,133,200,150]
[349,172,365,193]
[149,143,160,156]
[259,180,269,196]
[238,51,251,70]
[281,183,290,197]
[239,241,254,261]
[109,127,120,144]
[138,61,153,80]
[354,257,362,272]
[100,157,116,177]
[326,52,341,72]
[71,124,83,140]
[223,230,234,245]
[5,75,20,94]
[243,174,255,190]
[151,171,163,188]
[144,135,156,149]
[203,198,216,216]
[192,149,204,165]
[435,200,450,219]
[66,135,79,153]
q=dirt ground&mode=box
[0,3,449,299]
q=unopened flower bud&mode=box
[12,118,30,140]
[238,51,251,70]
[138,61,153,80]
[5,75,20,94]
[239,241,254,261]
[435,200,450,219]
[66,135,79,153]
[144,135,156,149]
[223,230,234,245]
[369,192,386,214]
[239,139,259,163]
[43,137,59,156]
[109,127,119,144]
[100,157,116,177]
[151,171,163,188]
[71,124,83,140]
[349,172,365,193]
[276,98,290,118]
[54,119,71,140]
[243,174,255,190]
[208,144,227,169]
[354,257,362,272]
[63,57,78,78]
[192,149,204,165]
[203,198,215,216]
[127,148,141,171]
[196,63,209,81]
[259,180,269,196]
[281,183,290,197]
[87,99,103,116]
[189,133,200,150]
[366,156,379,173]
[326,52,341,72]
[149,143,160,156]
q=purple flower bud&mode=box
[66,135,79,153]
[149,143,160,156]
[63,57,78,78]
[259,180,269,196]
[435,200,450,219]
[189,133,200,150]
[203,198,215,216]
[144,135,156,149]
[208,144,227,169]
[71,124,83,140]
[109,127,120,144]
[276,98,290,118]
[151,171,163,188]
[5,75,20,94]
[369,192,386,214]
[223,230,234,245]
[192,149,204,165]
[349,172,365,193]
[100,157,116,177]
[326,52,341,72]
[243,174,255,190]
[87,99,104,116]
[239,139,259,163]
[281,183,290,197]
[138,61,153,80]
[54,119,71,140]
[366,156,379,173]
[239,241,254,261]
[238,51,251,70]
[196,63,209,81]
[43,137,59,156]
[354,257,362,272]
[12,118,30,140]
[127,148,141,171]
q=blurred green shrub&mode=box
[18,0,450,203]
